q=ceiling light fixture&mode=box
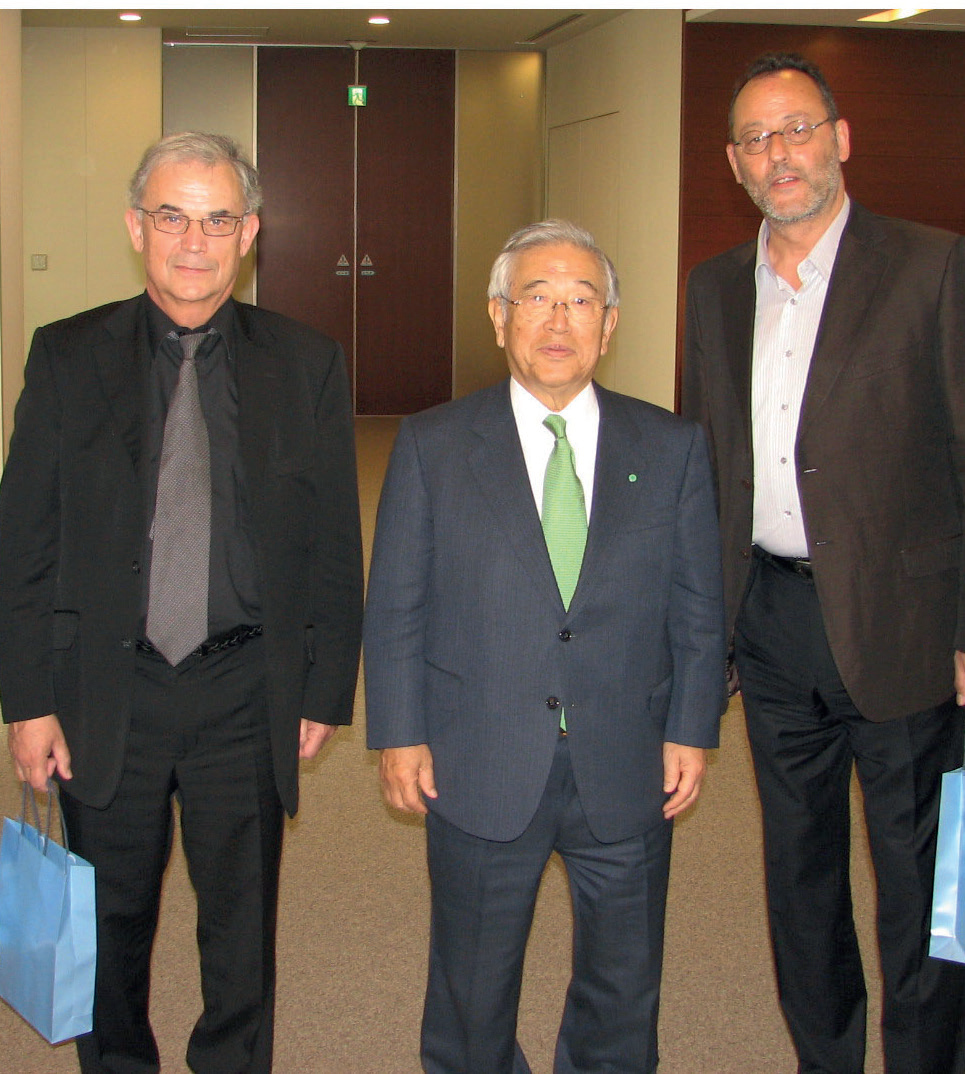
[858,8,930,22]
[119,12,142,22]
[368,16,391,26]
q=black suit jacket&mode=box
[364,380,725,843]
[682,201,965,722]
[0,295,364,814]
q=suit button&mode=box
[121,638,133,650]
[132,560,141,574]
[558,630,572,641]
[741,478,752,490]
[546,696,560,710]
[740,546,751,560]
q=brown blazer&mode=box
[682,200,965,722]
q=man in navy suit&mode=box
[365,220,725,1073]
[0,133,363,1073]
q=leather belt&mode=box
[754,546,814,581]
[136,623,263,658]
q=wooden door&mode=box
[256,47,454,414]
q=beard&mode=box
[741,152,844,226]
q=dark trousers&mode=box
[421,735,673,1074]
[735,550,965,1074]
[59,638,284,1074]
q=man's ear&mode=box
[488,297,507,349]
[239,213,260,257]
[125,208,145,253]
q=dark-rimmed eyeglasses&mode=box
[502,294,609,325]
[733,117,832,155]
[137,209,247,237]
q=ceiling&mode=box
[19,9,628,51]
[687,8,965,32]
[19,7,965,52]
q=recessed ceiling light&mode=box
[858,8,929,22]
[368,16,390,26]
[119,12,142,22]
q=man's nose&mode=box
[546,302,570,329]
[180,219,207,249]
[766,130,789,163]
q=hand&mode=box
[955,651,965,708]
[379,744,437,815]
[299,720,337,760]
[7,714,72,791]
[662,742,707,820]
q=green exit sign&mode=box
[348,85,367,107]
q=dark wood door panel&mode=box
[355,49,455,415]
[256,48,356,390]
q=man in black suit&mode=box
[682,54,965,1073]
[0,133,363,1074]
[365,220,725,1073]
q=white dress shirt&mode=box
[751,196,850,557]
[510,378,599,522]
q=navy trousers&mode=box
[422,735,673,1074]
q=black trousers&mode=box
[60,637,284,1074]
[421,735,673,1074]
[735,550,965,1074]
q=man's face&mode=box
[488,243,618,411]
[125,159,260,327]
[726,69,850,228]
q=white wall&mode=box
[546,10,683,410]
[21,27,161,348]
[0,10,23,459]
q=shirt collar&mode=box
[144,292,235,357]
[509,377,598,430]
[755,193,851,286]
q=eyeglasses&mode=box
[503,294,609,325]
[733,117,832,155]
[137,209,247,237]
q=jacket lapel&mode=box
[722,243,757,454]
[466,382,563,606]
[799,204,889,436]
[232,303,279,496]
[568,386,652,613]
[93,297,147,474]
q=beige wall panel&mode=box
[0,10,24,460]
[22,27,161,347]
[22,29,89,341]
[547,11,682,410]
[547,112,621,387]
[85,29,161,310]
[454,51,543,398]
[162,45,278,307]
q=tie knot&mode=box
[543,413,567,440]
[177,329,213,363]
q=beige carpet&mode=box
[0,415,885,1073]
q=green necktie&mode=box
[541,413,587,610]
[542,414,587,734]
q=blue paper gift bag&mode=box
[930,766,965,964]
[0,782,96,1043]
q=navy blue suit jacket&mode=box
[364,379,725,843]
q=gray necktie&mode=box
[145,331,212,665]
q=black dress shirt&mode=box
[140,294,262,637]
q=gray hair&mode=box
[487,219,620,309]
[128,132,262,214]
